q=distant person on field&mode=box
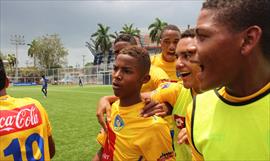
[93,46,175,161]
[79,77,83,87]
[41,75,48,97]
[0,58,55,160]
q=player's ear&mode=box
[142,74,150,84]
[240,25,262,56]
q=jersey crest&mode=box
[161,83,170,89]
[113,114,124,131]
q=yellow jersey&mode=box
[141,65,169,92]
[97,100,175,161]
[151,82,192,161]
[0,95,52,161]
[186,83,270,161]
[151,53,179,82]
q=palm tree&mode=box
[120,24,141,37]
[148,18,168,47]
[7,53,16,72]
[27,39,39,67]
[91,23,115,68]
[85,38,100,56]
[120,23,142,46]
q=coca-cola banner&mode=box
[0,104,42,136]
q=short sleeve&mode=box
[134,119,176,160]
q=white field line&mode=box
[9,87,112,95]
[48,89,111,95]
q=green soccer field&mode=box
[7,85,113,161]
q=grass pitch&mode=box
[7,85,113,161]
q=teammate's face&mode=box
[176,37,201,92]
[114,41,131,57]
[193,9,243,92]
[160,30,181,62]
[112,54,147,100]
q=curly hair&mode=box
[0,58,7,90]
[181,28,195,39]
[114,34,137,45]
[202,0,270,60]
[119,46,150,75]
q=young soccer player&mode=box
[0,58,55,161]
[41,75,48,97]
[185,0,270,160]
[151,24,181,82]
[79,77,83,87]
[94,46,175,160]
[142,29,200,161]
[96,34,170,131]
[114,34,170,92]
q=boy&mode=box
[0,58,55,161]
[41,75,48,97]
[144,29,200,161]
[95,46,175,160]
[151,24,181,82]
[186,0,270,160]
[114,34,170,92]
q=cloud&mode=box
[0,0,203,67]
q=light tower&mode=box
[10,34,25,82]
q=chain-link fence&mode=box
[7,64,113,85]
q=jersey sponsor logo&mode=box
[157,151,175,161]
[0,104,42,136]
[113,114,124,131]
[101,153,111,161]
[174,115,185,129]
[161,83,170,89]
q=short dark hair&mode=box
[114,34,137,45]
[119,46,150,75]
[202,0,270,60]
[181,28,195,39]
[0,58,7,90]
[160,24,181,39]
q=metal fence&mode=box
[7,64,113,85]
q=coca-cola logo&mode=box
[0,104,42,136]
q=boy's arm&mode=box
[141,100,172,117]
[92,148,103,161]
[48,136,55,158]
[96,95,118,132]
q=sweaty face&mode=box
[113,41,131,57]
[194,9,243,92]
[176,37,201,92]
[112,54,144,99]
[160,30,181,62]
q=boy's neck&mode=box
[0,89,7,97]
[119,94,142,107]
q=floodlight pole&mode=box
[82,55,86,67]
[10,34,25,83]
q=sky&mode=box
[0,0,203,67]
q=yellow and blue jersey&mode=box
[0,95,52,161]
[97,100,175,161]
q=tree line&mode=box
[1,17,168,72]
